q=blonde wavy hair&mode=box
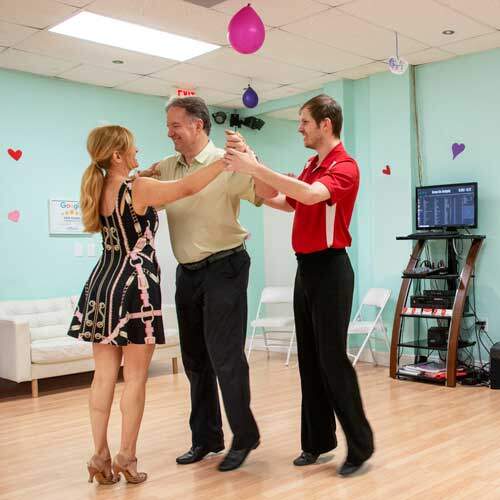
[80,125,134,233]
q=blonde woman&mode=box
[68,125,224,485]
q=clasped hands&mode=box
[223,130,260,175]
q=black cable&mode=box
[479,335,491,354]
[483,332,495,345]
[458,347,474,370]
[453,266,492,386]
[474,325,484,370]
[468,272,492,379]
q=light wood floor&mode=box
[1,352,500,500]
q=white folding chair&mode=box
[347,288,391,366]
[247,287,295,366]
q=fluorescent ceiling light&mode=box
[50,12,220,61]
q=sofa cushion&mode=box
[0,297,74,342]
[31,321,73,342]
[32,331,179,364]
[31,336,93,364]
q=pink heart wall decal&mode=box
[8,210,20,223]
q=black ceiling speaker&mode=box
[243,116,265,130]
[212,111,227,125]
[230,113,242,128]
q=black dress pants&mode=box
[175,249,259,450]
[294,248,374,465]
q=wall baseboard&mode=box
[246,337,484,371]
[245,336,393,367]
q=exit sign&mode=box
[176,88,196,97]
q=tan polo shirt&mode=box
[158,140,262,264]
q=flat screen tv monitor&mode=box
[416,182,478,230]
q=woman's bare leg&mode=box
[90,344,122,459]
[118,344,155,465]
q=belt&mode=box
[295,247,346,261]
[181,244,245,271]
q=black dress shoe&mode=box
[176,445,224,465]
[338,460,364,476]
[217,440,260,472]
[293,451,319,466]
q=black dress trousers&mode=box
[175,250,260,450]
[294,248,374,465]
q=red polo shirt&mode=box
[286,142,359,253]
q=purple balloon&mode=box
[228,4,265,55]
[242,85,259,108]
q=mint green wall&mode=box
[4,43,499,349]
[323,80,359,306]
[0,68,264,323]
[241,118,309,175]
[0,69,165,300]
[347,48,500,352]
[352,78,372,310]
[352,71,415,330]
[415,49,500,350]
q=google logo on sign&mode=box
[60,201,80,210]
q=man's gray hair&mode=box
[165,96,211,136]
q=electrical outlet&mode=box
[74,242,83,257]
[476,319,488,332]
[87,242,96,257]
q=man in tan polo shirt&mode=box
[142,96,276,471]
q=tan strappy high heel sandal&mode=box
[87,455,120,485]
[112,454,148,484]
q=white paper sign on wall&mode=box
[48,199,84,234]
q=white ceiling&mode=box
[264,105,303,122]
[1,0,500,111]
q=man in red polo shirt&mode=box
[224,94,374,476]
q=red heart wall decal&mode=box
[382,165,391,175]
[7,148,22,161]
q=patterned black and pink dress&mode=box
[68,180,165,346]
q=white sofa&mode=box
[0,297,181,397]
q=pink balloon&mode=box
[228,4,265,55]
